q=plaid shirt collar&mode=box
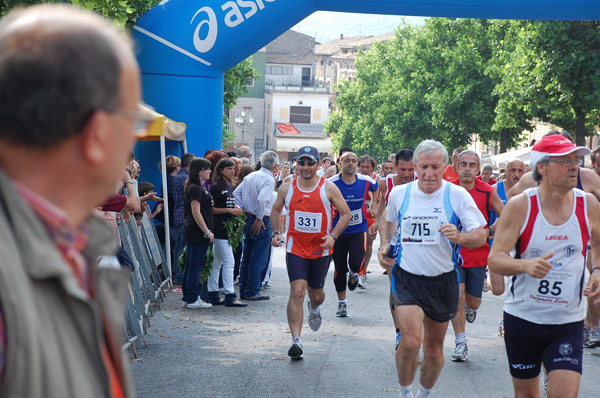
[13,182,89,255]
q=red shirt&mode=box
[453,179,491,267]
[443,164,459,182]
[477,175,497,186]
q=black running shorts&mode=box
[286,252,330,289]
[504,312,584,379]
[390,266,459,323]
[457,265,487,299]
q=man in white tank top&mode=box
[489,135,600,398]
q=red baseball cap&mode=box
[530,135,590,167]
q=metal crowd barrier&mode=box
[118,212,172,357]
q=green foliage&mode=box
[0,0,160,31]
[328,18,600,158]
[494,21,600,146]
[224,213,246,251]
[224,57,260,109]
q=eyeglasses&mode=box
[547,158,579,166]
[297,159,317,166]
[106,106,156,136]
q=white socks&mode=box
[415,385,432,398]
[399,385,413,398]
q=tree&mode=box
[0,1,159,30]
[223,57,260,146]
[495,21,600,146]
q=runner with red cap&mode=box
[489,134,600,398]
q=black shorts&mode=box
[286,252,330,289]
[457,265,487,299]
[504,312,584,379]
[391,266,459,323]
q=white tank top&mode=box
[504,188,589,324]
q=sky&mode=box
[292,11,426,43]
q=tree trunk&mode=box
[575,108,587,147]
[500,128,509,153]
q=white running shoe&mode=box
[187,298,212,309]
[452,342,468,362]
[288,337,303,360]
[357,274,367,289]
[465,305,477,323]
[336,302,348,317]
[307,301,322,331]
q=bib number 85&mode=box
[538,280,562,296]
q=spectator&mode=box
[181,158,214,309]
[237,145,252,160]
[171,152,195,284]
[0,4,146,396]
[277,162,291,189]
[234,150,279,300]
[226,150,237,158]
[208,158,247,307]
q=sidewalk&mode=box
[130,238,600,397]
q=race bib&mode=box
[400,215,440,245]
[294,210,322,233]
[348,209,363,226]
[525,265,576,307]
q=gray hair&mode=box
[414,140,449,165]
[481,163,493,172]
[260,150,279,169]
[532,156,550,182]
[0,5,131,148]
[457,150,481,167]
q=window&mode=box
[267,65,293,75]
[290,106,310,124]
[246,77,255,87]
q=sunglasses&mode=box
[297,159,317,166]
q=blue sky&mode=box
[292,11,426,43]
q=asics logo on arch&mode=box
[191,0,277,54]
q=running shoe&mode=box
[187,298,212,309]
[583,327,592,348]
[336,302,348,317]
[482,279,490,293]
[451,342,468,362]
[465,305,477,323]
[357,274,367,289]
[261,281,271,289]
[498,320,505,338]
[288,338,303,360]
[395,331,402,351]
[307,301,322,331]
[348,273,359,291]
[589,328,600,348]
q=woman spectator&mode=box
[277,161,291,189]
[181,157,214,309]
[204,150,228,191]
[208,158,248,307]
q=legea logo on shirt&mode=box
[545,235,567,240]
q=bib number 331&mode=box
[294,210,322,233]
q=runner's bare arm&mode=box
[488,194,553,277]
[439,223,487,249]
[374,178,388,222]
[506,172,535,201]
[322,164,337,179]
[322,181,351,249]
[376,210,396,269]
[270,181,290,247]
[580,168,600,202]
[584,192,600,303]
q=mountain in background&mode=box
[292,11,426,43]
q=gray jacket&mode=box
[0,168,134,398]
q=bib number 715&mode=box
[411,222,430,236]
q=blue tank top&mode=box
[330,173,378,234]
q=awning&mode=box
[486,146,531,169]
[136,105,187,141]
[271,136,332,153]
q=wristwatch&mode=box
[204,231,211,239]
[272,231,281,238]
[488,227,495,238]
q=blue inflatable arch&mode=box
[133,0,600,167]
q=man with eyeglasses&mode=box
[329,151,378,317]
[489,135,600,398]
[0,5,146,397]
[378,140,487,398]
[270,146,350,359]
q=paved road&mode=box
[130,238,600,397]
